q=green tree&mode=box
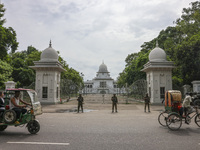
[0,59,13,89]
[0,3,6,25]
[10,46,41,88]
[0,3,18,60]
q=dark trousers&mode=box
[179,107,184,116]
[112,103,117,112]
[144,103,150,112]
[12,108,27,118]
[184,107,188,116]
[78,103,83,113]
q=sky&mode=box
[1,0,195,81]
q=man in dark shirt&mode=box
[77,94,84,113]
[111,94,118,113]
[144,93,150,112]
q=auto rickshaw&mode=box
[0,88,42,134]
[158,90,200,130]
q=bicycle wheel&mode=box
[158,112,168,127]
[166,113,182,131]
[195,114,200,127]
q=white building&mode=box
[30,42,65,104]
[192,81,200,93]
[141,43,175,103]
[83,62,125,94]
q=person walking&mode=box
[77,94,84,113]
[144,93,150,112]
[111,94,118,113]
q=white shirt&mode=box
[9,97,20,109]
[183,95,192,107]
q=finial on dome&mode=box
[156,40,159,47]
[49,40,52,48]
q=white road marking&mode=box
[7,142,70,146]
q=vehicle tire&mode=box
[158,112,168,127]
[0,125,7,131]
[3,110,17,124]
[166,113,182,131]
[27,120,40,134]
[195,114,200,127]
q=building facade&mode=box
[83,62,125,94]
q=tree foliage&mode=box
[0,3,18,60]
[0,60,12,89]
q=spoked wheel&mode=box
[166,113,182,131]
[195,114,200,127]
[0,125,7,131]
[3,110,17,124]
[158,112,168,127]
[27,120,40,134]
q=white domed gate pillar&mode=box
[30,41,65,104]
[141,43,175,104]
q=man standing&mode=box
[77,94,84,113]
[144,93,150,112]
[111,94,118,113]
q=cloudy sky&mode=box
[2,0,194,81]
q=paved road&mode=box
[1,103,200,150]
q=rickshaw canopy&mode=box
[165,90,182,112]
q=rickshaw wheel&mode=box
[166,113,182,131]
[158,112,168,127]
[3,110,17,124]
[27,120,40,134]
[0,125,7,131]
[195,114,200,127]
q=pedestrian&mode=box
[111,94,118,113]
[77,94,84,113]
[144,93,150,112]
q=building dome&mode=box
[149,42,166,62]
[40,41,58,61]
[98,62,109,73]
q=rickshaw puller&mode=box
[182,92,192,117]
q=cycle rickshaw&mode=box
[0,88,42,134]
[158,90,200,130]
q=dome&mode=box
[98,62,109,73]
[149,44,166,62]
[40,41,58,61]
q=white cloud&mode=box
[2,0,194,81]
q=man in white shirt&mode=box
[10,91,31,118]
[182,92,192,117]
